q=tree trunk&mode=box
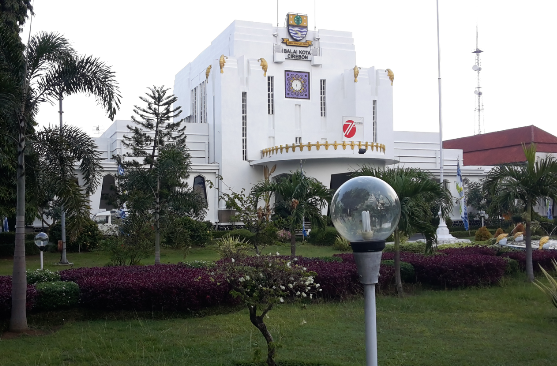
[11,117,27,331]
[290,227,296,258]
[249,305,276,366]
[525,201,534,282]
[155,174,161,265]
[59,95,69,264]
[394,229,404,296]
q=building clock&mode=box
[285,70,310,99]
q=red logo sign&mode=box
[343,120,356,138]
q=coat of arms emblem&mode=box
[287,13,308,42]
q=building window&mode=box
[193,175,208,206]
[191,88,197,123]
[295,137,302,144]
[267,76,274,115]
[191,82,207,124]
[372,100,377,142]
[200,81,206,124]
[242,92,247,161]
[320,79,326,117]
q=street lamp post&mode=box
[330,176,401,366]
[34,232,49,270]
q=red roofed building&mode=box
[443,125,557,166]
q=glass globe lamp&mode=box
[331,176,401,252]
[34,232,49,250]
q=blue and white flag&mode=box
[3,217,8,232]
[455,161,469,230]
[119,209,126,219]
[118,165,125,176]
[548,198,553,220]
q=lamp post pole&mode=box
[352,241,385,366]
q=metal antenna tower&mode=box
[472,26,484,134]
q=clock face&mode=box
[285,71,310,99]
[291,79,302,91]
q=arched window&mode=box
[99,175,116,210]
[193,175,207,205]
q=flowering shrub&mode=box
[0,276,38,315]
[219,254,320,366]
[503,250,557,273]
[276,229,291,243]
[60,265,230,311]
[26,268,61,284]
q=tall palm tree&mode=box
[484,143,557,282]
[353,167,450,295]
[255,170,331,257]
[33,125,103,241]
[0,28,120,331]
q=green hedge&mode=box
[381,260,416,282]
[27,269,61,284]
[0,232,40,256]
[503,257,520,275]
[383,242,427,254]
[307,227,338,246]
[164,216,211,248]
[35,281,80,311]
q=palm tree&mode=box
[33,125,103,241]
[484,143,557,282]
[255,170,331,257]
[0,29,120,331]
[353,167,450,295]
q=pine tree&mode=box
[120,86,204,264]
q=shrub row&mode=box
[0,232,40,257]
[60,265,231,311]
[336,246,508,288]
[503,251,557,273]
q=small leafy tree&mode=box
[220,187,274,255]
[117,86,204,264]
[219,254,320,366]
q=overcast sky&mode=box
[23,0,557,140]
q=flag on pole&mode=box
[3,217,8,232]
[455,160,469,230]
[548,198,553,220]
[118,165,125,176]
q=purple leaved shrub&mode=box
[438,246,498,257]
[60,265,231,311]
[339,250,507,288]
[503,250,557,272]
[0,275,38,315]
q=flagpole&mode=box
[435,0,456,243]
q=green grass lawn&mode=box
[0,242,344,276]
[1,276,556,365]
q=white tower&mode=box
[472,27,484,135]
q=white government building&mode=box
[88,15,492,226]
